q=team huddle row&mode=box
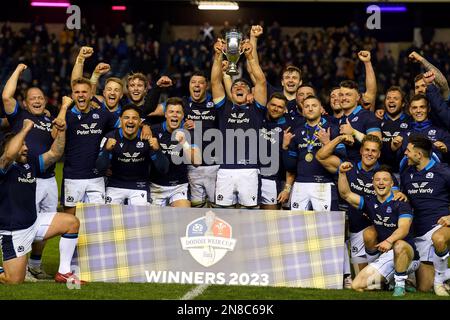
[0,25,449,295]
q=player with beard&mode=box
[339,164,420,297]
[147,97,201,207]
[401,135,450,295]
[391,94,450,164]
[283,95,342,211]
[259,93,295,210]
[62,78,120,215]
[423,70,450,130]
[2,63,71,280]
[212,38,267,208]
[71,46,170,121]
[148,72,220,207]
[0,119,83,285]
[379,86,410,174]
[337,80,381,163]
[96,105,169,205]
[329,87,344,122]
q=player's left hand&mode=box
[94,63,111,76]
[375,109,385,120]
[241,40,253,57]
[184,119,195,130]
[250,25,263,38]
[149,137,160,151]
[317,127,331,145]
[434,141,448,153]
[175,130,187,145]
[277,190,290,204]
[437,215,450,227]
[393,191,408,202]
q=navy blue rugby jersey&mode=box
[6,102,55,178]
[401,160,450,237]
[380,112,410,172]
[64,106,119,179]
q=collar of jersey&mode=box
[118,128,141,140]
[350,105,363,116]
[305,117,327,129]
[102,101,122,115]
[188,92,212,104]
[384,112,407,121]
[70,106,82,115]
[410,120,432,131]
[418,159,436,173]
[380,192,394,204]
[162,120,185,133]
[357,161,379,172]
[232,103,249,110]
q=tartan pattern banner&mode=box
[73,204,345,289]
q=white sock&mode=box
[394,272,408,288]
[433,248,449,285]
[444,269,450,281]
[343,241,351,276]
[57,233,78,274]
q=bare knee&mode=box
[393,240,408,256]
[431,231,447,251]
[3,273,25,285]
[351,275,366,291]
[69,216,80,233]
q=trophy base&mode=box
[226,69,239,76]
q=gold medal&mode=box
[305,152,314,162]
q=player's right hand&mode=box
[78,46,94,59]
[375,109,385,120]
[339,161,353,173]
[282,127,295,150]
[184,119,195,130]
[214,39,225,55]
[250,25,263,38]
[62,96,73,108]
[391,136,403,151]
[16,63,27,73]
[408,51,423,63]
[105,138,117,151]
[149,137,160,151]
[437,215,450,227]
[94,63,111,75]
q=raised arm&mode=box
[41,125,66,170]
[176,130,201,166]
[337,162,362,208]
[2,64,28,114]
[51,96,72,139]
[211,39,226,103]
[90,62,111,98]
[358,51,376,112]
[243,41,267,106]
[71,46,93,85]
[424,71,450,130]
[0,119,33,170]
[409,51,450,99]
[247,25,263,85]
[222,60,233,99]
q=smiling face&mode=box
[360,141,381,168]
[409,98,429,122]
[330,88,342,113]
[339,87,360,111]
[189,75,207,102]
[281,70,301,95]
[120,108,141,139]
[296,86,315,107]
[72,83,92,112]
[127,78,147,103]
[103,80,123,110]
[267,97,286,120]
[165,104,184,131]
[231,81,251,105]
[24,88,46,116]
[414,78,427,95]
[385,90,403,117]
[373,171,393,198]
[405,142,422,166]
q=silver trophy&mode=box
[223,29,243,76]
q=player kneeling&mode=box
[0,119,84,284]
[338,163,419,297]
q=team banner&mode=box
[73,204,345,289]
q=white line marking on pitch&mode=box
[180,284,210,300]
